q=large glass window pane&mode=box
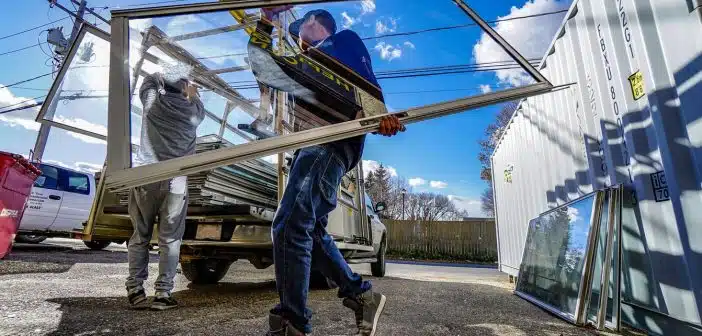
[587,191,611,322]
[40,27,110,138]
[122,0,541,170]
[516,193,598,319]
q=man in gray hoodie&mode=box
[126,70,205,310]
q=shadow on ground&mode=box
[0,243,152,275]
[42,278,597,336]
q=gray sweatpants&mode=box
[126,176,188,293]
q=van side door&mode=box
[19,164,63,231]
[49,169,93,232]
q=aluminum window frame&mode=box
[34,23,111,141]
[102,0,555,189]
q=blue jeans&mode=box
[271,145,371,334]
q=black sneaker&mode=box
[343,291,387,336]
[151,293,178,311]
[267,313,307,336]
[127,288,148,309]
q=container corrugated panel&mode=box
[492,0,702,333]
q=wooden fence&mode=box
[384,219,497,262]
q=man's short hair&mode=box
[311,13,335,35]
[289,9,337,38]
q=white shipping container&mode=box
[492,0,702,334]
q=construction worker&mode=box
[249,7,404,336]
[126,68,205,310]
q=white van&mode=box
[15,163,111,250]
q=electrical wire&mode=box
[0,102,44,115]
[361,9,569,40]
[0,96,46,114]
[0,17,70,41]
[0,43,47,57]
[37,30,55,59]
[97,0,189,9]
[0,73,56,89]
[197,52,248,60]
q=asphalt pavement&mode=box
[0,239,600,336]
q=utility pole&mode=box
[32,0,89,162]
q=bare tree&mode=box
[481,186,495,217]
[477,101,519,215]
[384,176,411,220]
[404,192,466,222]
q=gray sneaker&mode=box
[343,291,387,336]
[127,287,148,310]
[267,313,307,336]
[151,292,178,311]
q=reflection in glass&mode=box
[516,194,597,318]
[121,0,541,168]
[42,29,110,137]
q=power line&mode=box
[0,43,47,57]
[0,96,46,114]
[361,9,569,40]
[0,73,56,89]
[98,0,189,9]
[0,17,70,41]
[0,102,44,115]
[197,52,248,60]
[385,87,505,95]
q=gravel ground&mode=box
[0,239,602,336]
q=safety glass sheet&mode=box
[123,0,543,169]
[515,191,600,322]
[35,25,112,141]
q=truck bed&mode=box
[102,204,275,223]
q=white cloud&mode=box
[375,18,398,35]
[567,207,582,223]
[448,195,489,218]
[163,15,247,67]
[0,86,42,131]
[362,159,398,178]
[473,0,569,86]
[361,0,376,14]
[408,178,426,187]
[53,116,107,145]
[67,132,106,145]
[341,11,358,29]
[374,42,403,61]
[43,159,102,174]
[403,41,416,49]
[262,155,278,165]
[430,181,448,189]
[480,84,492,94]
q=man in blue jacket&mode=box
[248,7,404,336]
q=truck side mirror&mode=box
[375,202,387,212]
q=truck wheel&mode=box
[371,238,386,277]
[83,240,111,250]
[15,234,48,244]
[181,259,232,284]
[309,270,337,290]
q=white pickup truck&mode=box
[15,163,114,250]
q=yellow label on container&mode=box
[628,71,645,100]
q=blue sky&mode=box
[0,0,572,217]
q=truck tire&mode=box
[15,234,48,244]
[309,270,337,290]
[371,238,386,277]
[181,259,231,284]
[83,240,111,250]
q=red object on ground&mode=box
[0,151,41,259]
